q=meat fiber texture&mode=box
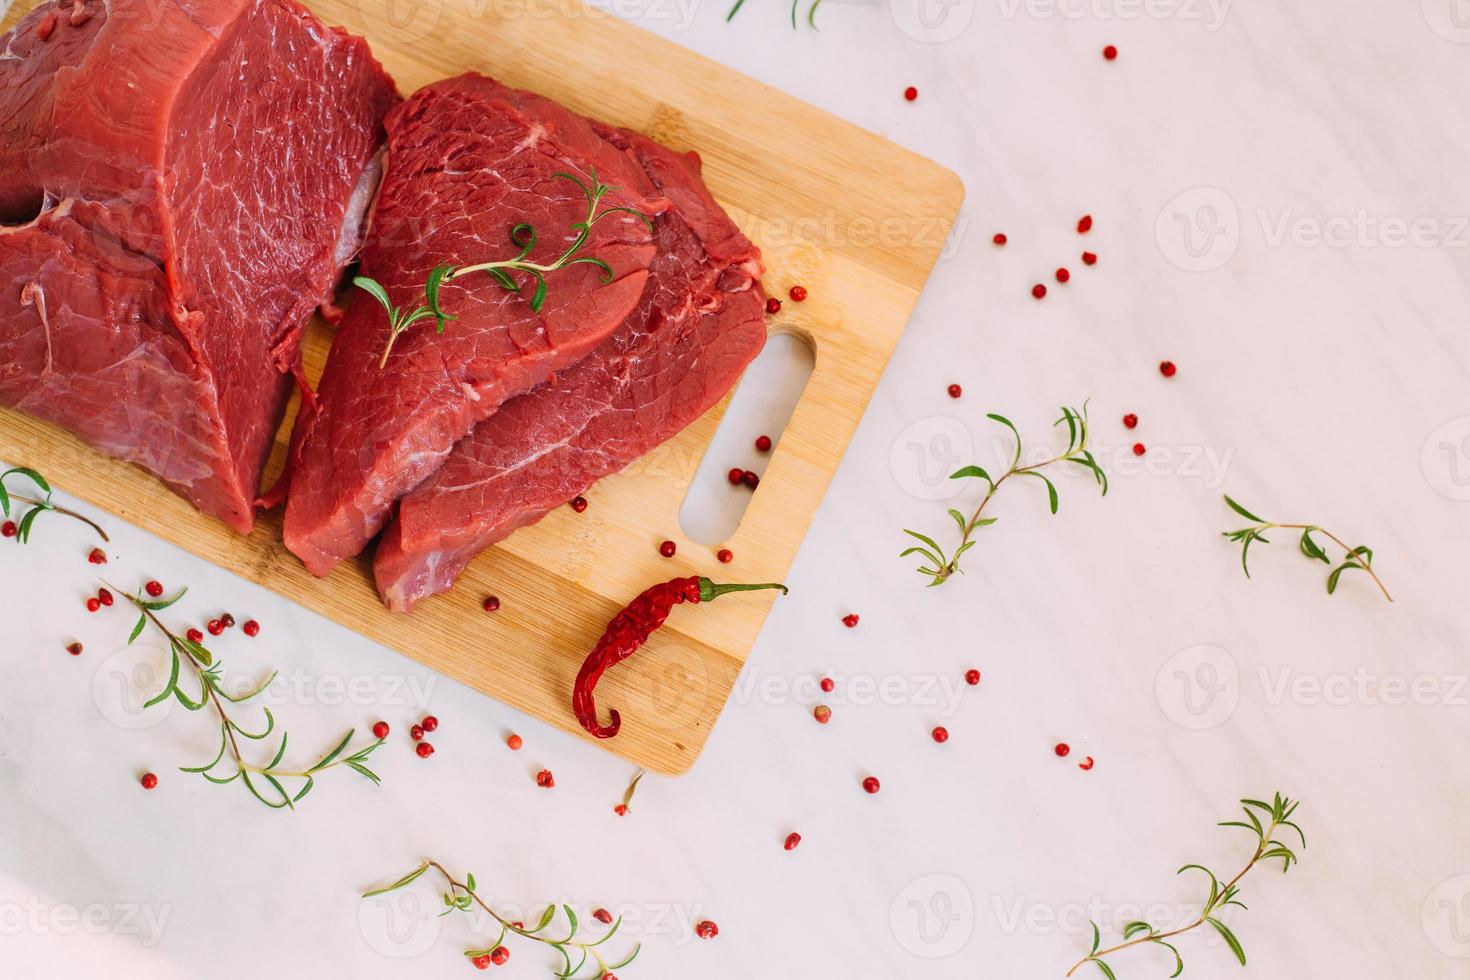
[375,128,767,612]
[283,74,664,576]
[0,0,398,531]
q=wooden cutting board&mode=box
[0,0,962,774]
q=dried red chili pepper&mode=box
[573,577,787,738]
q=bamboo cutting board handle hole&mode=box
[678,331,815,545]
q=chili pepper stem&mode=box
[698,579,788,601]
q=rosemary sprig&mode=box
[901,402,1107,586]
[1221,495,1391,601]
[0,466,109,543]
[724,0,822,27]
[364,860,641,978]
[1068,792,1305,979]
[356,170,651,368]
[116,586,384,810]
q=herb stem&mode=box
[1268,522,1392,601]
[12,494,110,541]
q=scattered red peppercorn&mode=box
[506,733,523,751]
[1103,44,1117,60]
[472,954,491,970]
[220,613,235,628]
[784,832,802,851]
[613,804,628,817]
[186,628,204,643]
[144,580,163,597]
[742,470,759,489]
[819,676,834,693]
[66,642,83,656]
[862,776,881,794]
[571,495,588,513]
[372,721,390,740]
[1031,283,1047,300]
[788,285,807,302]
[964,668,981,686]
[85,597,101,613]
[536,769,555,788]
[992,232,1007,246]
[903,85,918,101]
[1079,756,1096,771]
[490,946,509,965]
[947,383,962,399]
[1122,413,1138,429]
[0,520,17,539]
[1054,743,1071,757]
[1077,214,1093,233]
[88,548,107,565]
[421,715,439,733]
[410,724,425,741]
[242,620,260,637]
[727,467,745,485]
[140,772,158,790]
[1082,251,1097,266]
[659,539,677,558]
[1159,360,1177,377]
[97,588,113,607]
[1132,443,1146,456]
[755,434,772,452]
[842,613,859,628]
[483,595,501,612]
[206,619,224,636]
[1055,267,1070,284]
[416,742,435,758]
[765,297,782,315]
[695,920,719,940]
[813,705,832,724]
[932,726,949,744]
[716,548,733,564]
[593,908,614,924]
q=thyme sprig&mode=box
[901,402,1107,586]
[356,170,651,368]
[0,466,108,543]
[1221,495,1391,601]
[364,860,641,978]
[1068,793,1305,979]
[116,586,384,810]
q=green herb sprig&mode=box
[117,586,384,810]
[725,0,823,28]
[1068,793,1305,979]
[0,466,108,543]
[901,402,1107,586]
[355,170,651,368]
[1221,495,1391,601]
[364,860,641,978]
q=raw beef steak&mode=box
[0,0,397,530]
[283,74,662,576]
[375,131,766,612]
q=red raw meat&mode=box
[0,0,397,530]
[375,131,766,612]
[283,74,662,575]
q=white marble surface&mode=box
[5,1,1470,977]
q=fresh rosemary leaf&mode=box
[1222,495,1390,600]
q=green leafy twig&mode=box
[1221,496,1391,601]
[116,585,383,810]
[0,467,108,543]
[1068,792,1305,979]
[356,170,651,368]
[901,402,1108,586]
[364,860,641,978]
[724,0,823,27]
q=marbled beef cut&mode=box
[0,0,397,530]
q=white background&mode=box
[4,0,1470,977]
